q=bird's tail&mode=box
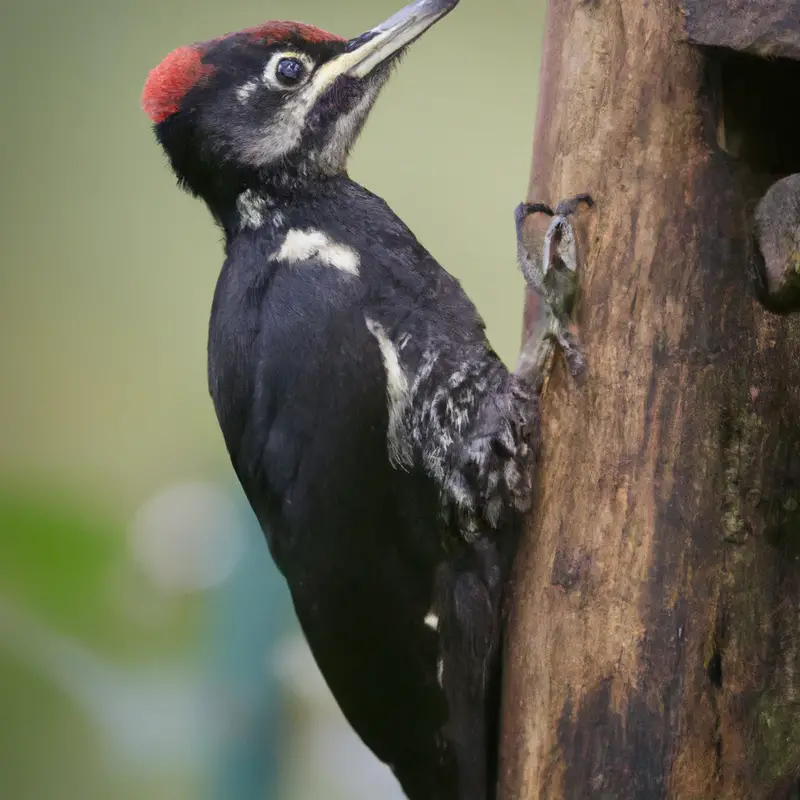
[486,516,525,800]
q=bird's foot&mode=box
[514,194,593,386]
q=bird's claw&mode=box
[514,194,593,385]
[554,193,594,217]
[514,202,554,224]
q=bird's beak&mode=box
[317,0,459,87]
[343,0,459,77]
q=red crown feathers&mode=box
[142,22,344,124]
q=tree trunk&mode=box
[500,1,800,798]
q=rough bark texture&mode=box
[683,0,800,60]
[500,1,800,798]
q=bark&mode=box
[500,1,800,798]
[683,0,800,60]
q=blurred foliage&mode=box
[0,480,201,799]
[0,479,200,655]
[1,483,122,634]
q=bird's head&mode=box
[142,0,458,214]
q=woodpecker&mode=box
[142,1,588,797]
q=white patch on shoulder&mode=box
[271,229,360,275]
[236,190,267,230]
[236,79,260,103]
[424,611,439,631]
[364,318,413,470]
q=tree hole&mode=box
[712,50,800,177]
[707,647,723,689]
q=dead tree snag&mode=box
[500,1,800,798]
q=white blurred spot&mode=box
[129,482,245,593]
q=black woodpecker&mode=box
[142,1,589,797]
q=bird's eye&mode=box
[276,57,306,85]
[261,52,313,92]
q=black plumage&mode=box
[141,3,562,797]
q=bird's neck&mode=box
[214,169,356,243]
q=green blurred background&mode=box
[0,0,544,797]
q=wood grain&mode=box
[500,1,800,797]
